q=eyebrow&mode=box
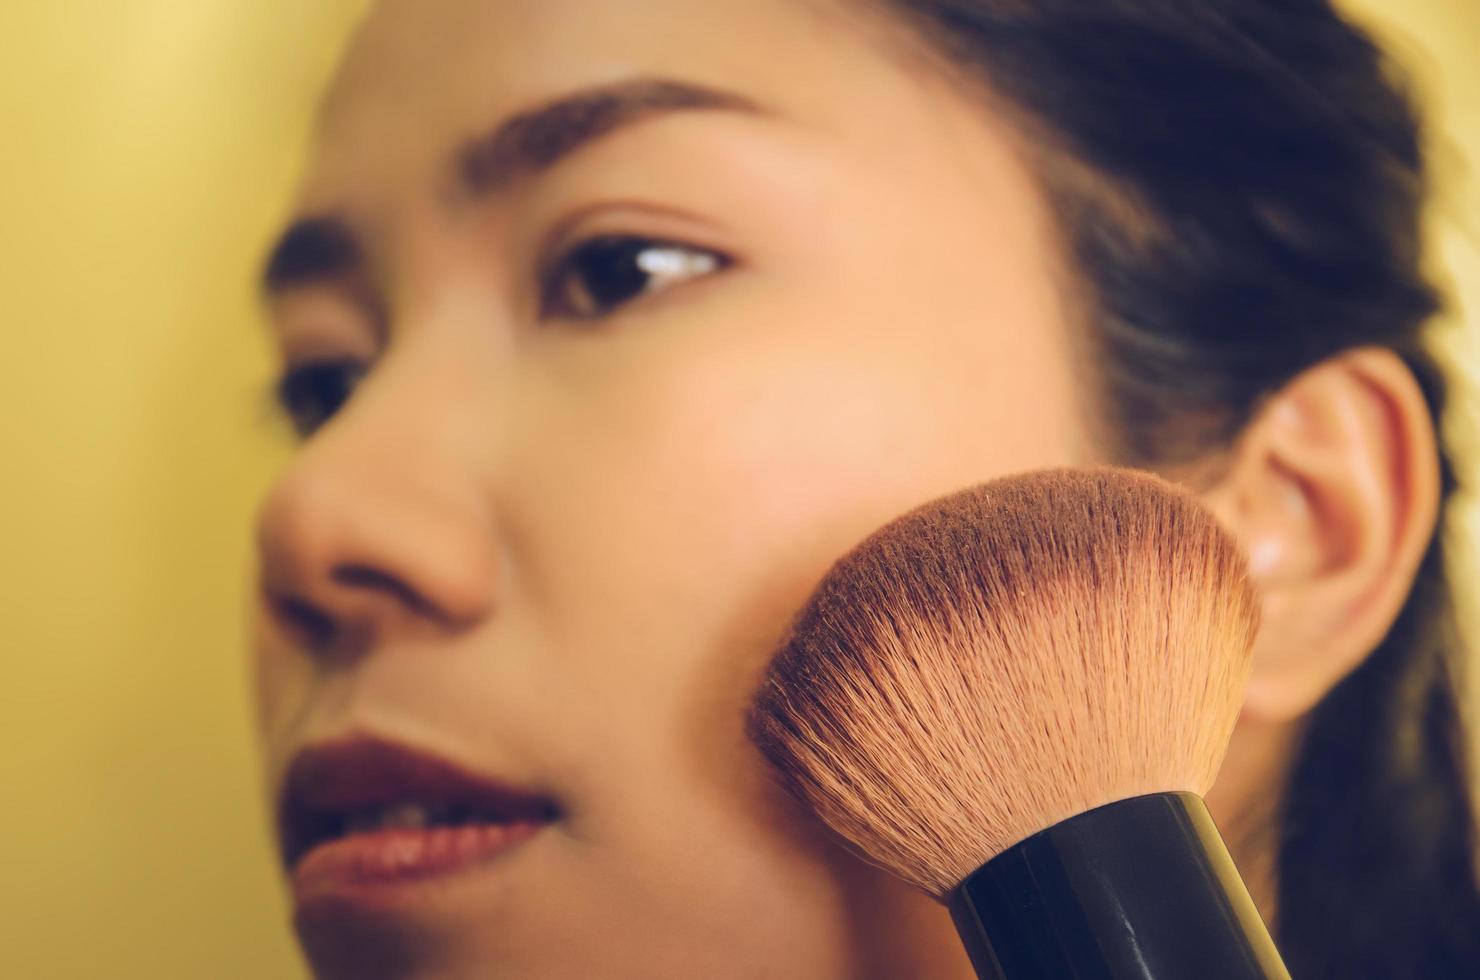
[260,76,767,297]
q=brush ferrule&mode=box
[946,792,1288,979]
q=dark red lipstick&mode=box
[278,734,560,909]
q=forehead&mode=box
[299,0,938,202]
[330,0,866,107]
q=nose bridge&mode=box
[255,328,504,657]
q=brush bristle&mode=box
[746,467,1259,899]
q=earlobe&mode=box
[1199,347,1440,723]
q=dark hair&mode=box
[869,1,1479,975]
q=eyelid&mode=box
[267,285,383,367]
[534,198,735,277]
[534,198,728,262]
[537,229,724,294]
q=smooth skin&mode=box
[252,1,1439,977]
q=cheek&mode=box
[250,606,318,778]
[614,279,1083,615]
[493,306,1082,951]
[506,288,1082,747]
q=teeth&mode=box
[383,802,434,828]
[333,802,520,837]
[344,802,437,835]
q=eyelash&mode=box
[273,360,367,441]
[539,233,730,321]
[272,234,730,438]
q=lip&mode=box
[279,733,560,908]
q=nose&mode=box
[254,383,500,660]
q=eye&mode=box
[541,234,729,321]
[274,359,367,439]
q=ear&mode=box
[1199,347,1440,723]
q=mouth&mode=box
[279,733,561,906]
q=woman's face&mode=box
[252,0,1092,976]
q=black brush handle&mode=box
[946,792,1289,979]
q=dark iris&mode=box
[275,360,366,438]
[546,235,704,319]
[551,236,651,318]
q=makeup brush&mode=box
[748,467,1289,979]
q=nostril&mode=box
[269,592,338,649]
[332,564,438,620]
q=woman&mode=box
[252,0,1479,976]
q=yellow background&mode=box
[0,3,1473,977]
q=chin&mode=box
[292,835,573,979]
